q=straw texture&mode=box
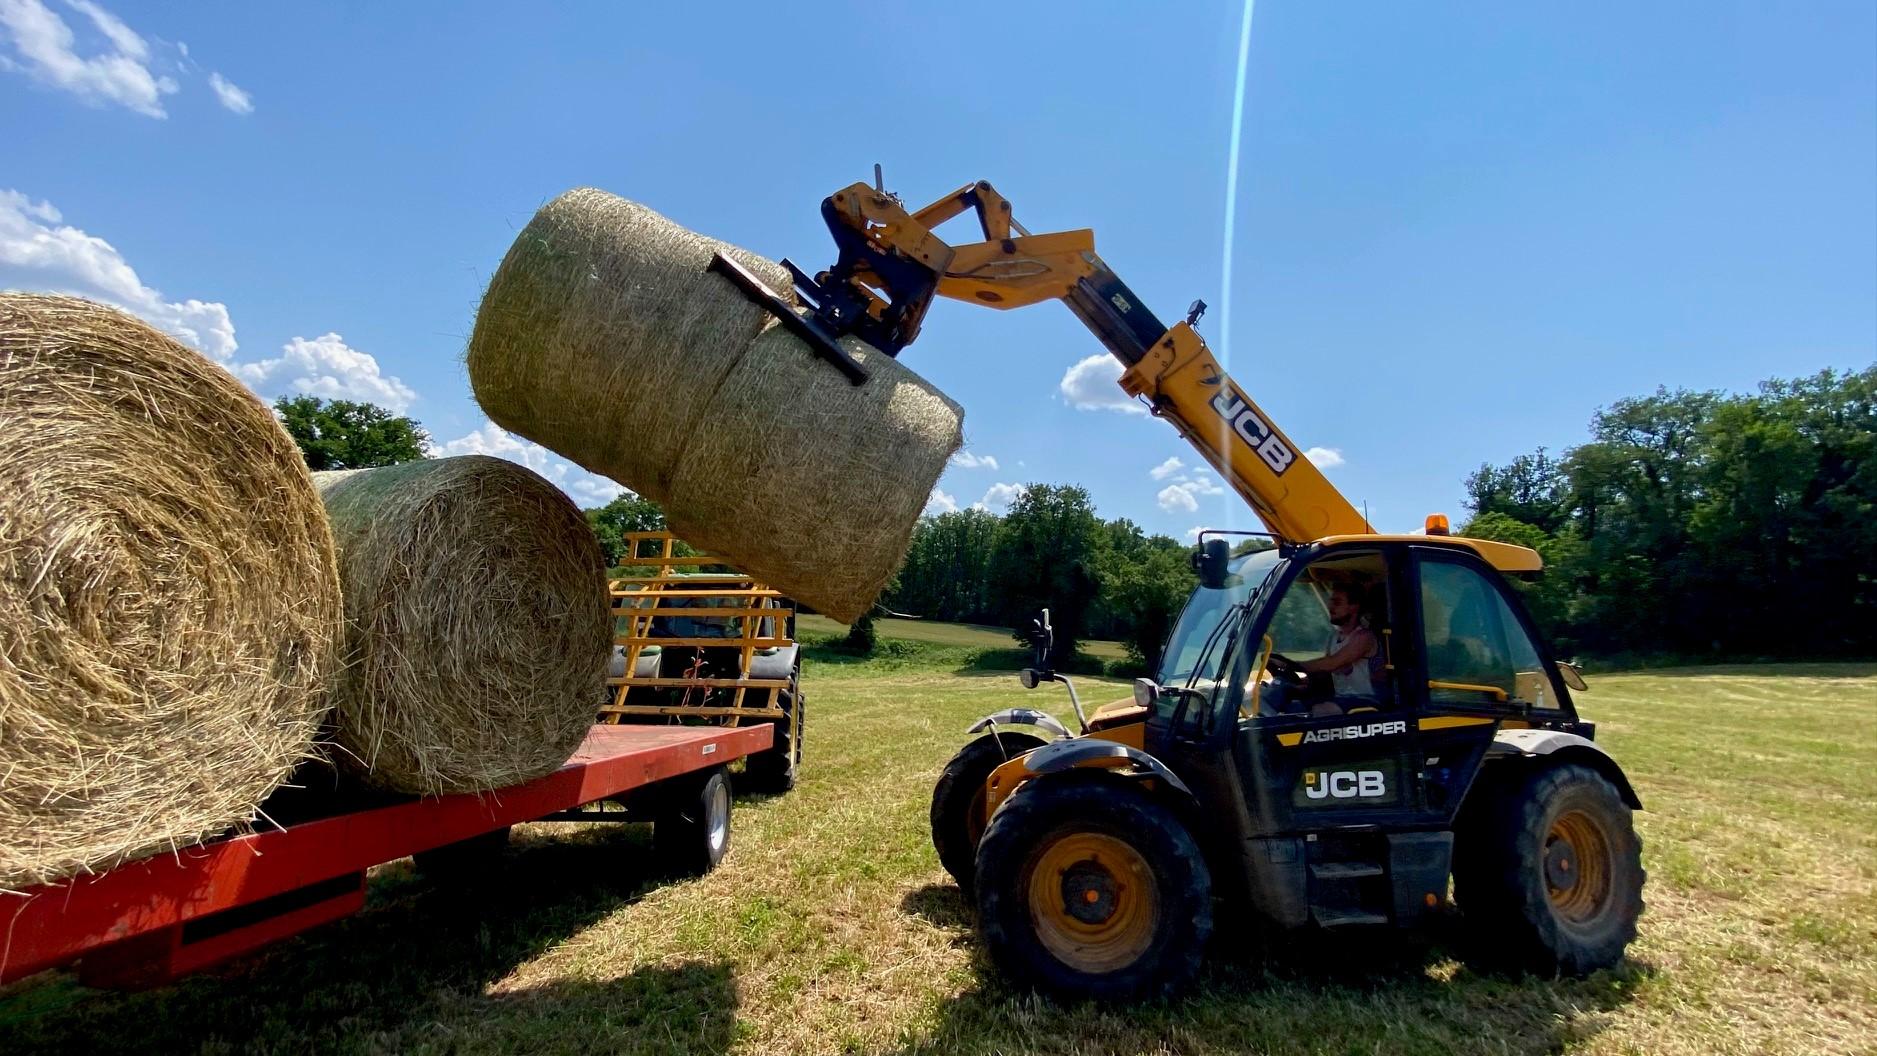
[665,324,962,622]
[313,456,610,795]
[467,188,963,622]
[0,293,340,889]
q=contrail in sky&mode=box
[1219,0,1256,364]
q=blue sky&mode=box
[3,1,1872,537]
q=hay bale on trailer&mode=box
[0,294,341,889]
[467,188,963,623]
[313,456,610,795]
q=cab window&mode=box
[1251,550,1394,716]
[1418,557,1549,707]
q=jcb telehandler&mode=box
[720,171,1644,999]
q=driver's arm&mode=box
[1296,629,1375,674]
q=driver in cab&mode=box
[1263,584,1386,717]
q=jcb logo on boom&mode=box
[1303,770,1388,800]
[1209,390,1295,475]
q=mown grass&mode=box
[1,660,1871,1055]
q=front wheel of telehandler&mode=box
[974,776,1212,1001]
[930,731,1048,893]
[1454,762,1644,975]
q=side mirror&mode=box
[1556,660,1588,692]
[1019,668,1040,689]
[1192,538,1231,590]
[1023,609,1055,668]
[1132,678,1159,710]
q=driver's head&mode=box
[1328,584,1362,628]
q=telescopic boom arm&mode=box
[775,176,1375,546]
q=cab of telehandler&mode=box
[931,536,1643,1000]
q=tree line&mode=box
[1461,367,1874,659]
[277,364,1875,666]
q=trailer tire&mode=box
[654,768,732,877]
[413,826,511,879]
[931,731,1048,893]
[1454,762,1644,975]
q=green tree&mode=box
[586,493,671,568]
[989,485,1102,665]
[275,396,429,471]
[1104,539,1197,672]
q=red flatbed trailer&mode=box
[0,722,769,989]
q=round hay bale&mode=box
[467,187,794,500]
[665,323,963,623]
[313,455,610,795]
[466,187,965,622]
[0,293,340,890]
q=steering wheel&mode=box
[1265,652,1308,686]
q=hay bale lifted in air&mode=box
[0,294,341,890]
[313,456,610,795]
[467,188,963,622]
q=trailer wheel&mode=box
[930,731,1048,892]
[413,826,511,879]
[654,768,732,877]
[1455,762,1644,974]
[743,677,803,794]
[974,775,1211,1000]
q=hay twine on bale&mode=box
[467,188,963,623]
[0,293,341,890]
[313,455,611,796]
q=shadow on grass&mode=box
[895,882,1654,1056]
[0,826,736,1055]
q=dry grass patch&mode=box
[1,661,1871,1054]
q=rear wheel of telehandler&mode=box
[974,776,1211,1001]
[654,767,732,877]
[930,731,1048,892]
[1454,763,1644,975]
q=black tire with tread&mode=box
[654,767,732,877]
[1454,762,1644,974]
[974,775,1212,1001]
[743,684,802,794]
[930,731,1048,892]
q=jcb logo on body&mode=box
[1209,389,1295,475]
[1303,770,1388,800]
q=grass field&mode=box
[2,658,1872,1055]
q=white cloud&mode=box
[1304,446,1345,469]
[234,333,417,413]
[1059,353,1145,414]
[948,450,999,471]
[924,487,958,515]
[1183,525,1206,541]
[207,70,250,114]
[1158,484,1199,514]
[0,0,178,118]
[434,420,628,507]
[0,187,237,359]
[1149,456,1184,480]
[1156,473,1225,514]
[974,482,1026,514]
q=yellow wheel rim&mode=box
[1545,809,1613,924]
[1024,831,1158,974]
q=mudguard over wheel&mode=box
[974,775,1212,1001]
[1454,762,1644,974]
[930,731,1048,891]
